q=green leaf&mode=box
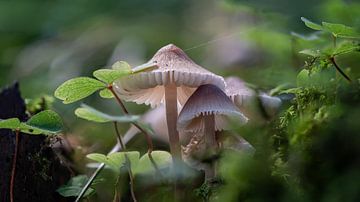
[54,77,105,104]
[112,61,132,71]
[297,69,311,87]
[87,151,140,173]
[0,118,21,130]
[86,153,108,165]
[322,22,360,38]
[134,151,172,175]
[99,88,114,99]
[93,68,131,84]
[331,42,360,56]
[75,108,109,123]
[56,175,95,197]
[0,111,62,135]
[301,17,323,31]
[21,110,63,135]
[299,49,322,57]
[74,104,139,123]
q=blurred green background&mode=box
[1,0,360,201]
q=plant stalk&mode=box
[108,85,154,152]
[114,122,137,202]
[10,129,20,202]
[109,86,159,175]
[113,175,122,202]
[76,85,158,202]
[330,57,352,83]
[108,85,128,114]
[75,131,131,202]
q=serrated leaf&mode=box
[0,118,21,130]
[299,49,322,57]
[55,77,105,104]
[134,151,172,175]
[322,22,360,38]
[99,88,114,99]
[56,175,95,197]
[21,110,63,135]
[93,69,131,84]
[301,17,323,31]
[87,151,140,173]
[75,104,139,123]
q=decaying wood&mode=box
[0,83,71,202]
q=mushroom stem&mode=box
[204,114,216,150]
[164,83,181,159]
[204,114,217,180]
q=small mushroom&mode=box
[225,76,282,120]
[177,84,247,179]
[177,84,248,134]
[114,44,225,159]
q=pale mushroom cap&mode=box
[225,76,282,118]
[225,76,255,106]
[114,44,225,107]
[177,84,248,133]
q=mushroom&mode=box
[177,84,247,179]
[225,76,282,120]
[114,44,225,159]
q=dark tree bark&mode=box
[0,83,71,202]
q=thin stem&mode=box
[113,175,122,202]
[10,129,20,202]
[164,83,181,201]
[333,35,337,48]
[75,140,123,202]
[108,85,129,114]
[131,122,153,153]
[127,166,137,202]
[76,163,104,202]
[330,57,352,83]
[204,115,216,181]
[109,85,159,175]
[114,122,126,150]
[76,85,159,202]
[164,83,181,159]
[108,85,153,153]
[114,122,137,202]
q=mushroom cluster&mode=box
[114,44,281,180]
